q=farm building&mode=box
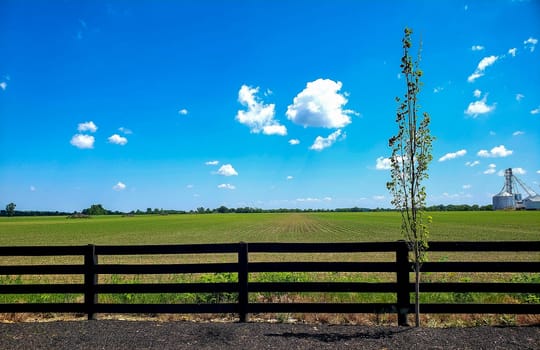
[492,168,539,210]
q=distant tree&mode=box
[5,202,16,217]
[216,206,229,213]
[82,204,109,215]
[387,28,434,327]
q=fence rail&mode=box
[0,241,539,326]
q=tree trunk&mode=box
[415,260,421,327]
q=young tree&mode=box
[387,28,433,327]
[5,202,16,217]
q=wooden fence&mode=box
[0,241,539,326]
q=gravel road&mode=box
[1,321,539,350]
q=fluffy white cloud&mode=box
[205,160,219,166]
[0,82,6,91]
[477,145,513,158]
[77,121,98,133]
[288,139,300,145]
[218,184,236,190]
[512,131,525,136]
[471,45,484,51]
[309,129,344,151]
[473,89,482,98]
[467,55,498,82]
[236,85,286,136]
[465,96,495,117]
[216,164,238,176]
[462,184,472,190]
[178,108,189,115]
[508,48,517,57]
[439,149,467,162]
[375,157,391,170]
[524,37,538,52]
[113,182,126,191]
[466,160,480,167]
[108,134,128,145]
[531,107,540,115]
[286,79,356,128]
[499,167,526,176]
[286,175,294,180]
[483,163,497,174]
[70,134,95,149]
[516,93,524,101]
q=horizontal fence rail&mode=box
[0,241,539,325]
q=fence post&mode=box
[396,240,410,326]
[84,244,98,320]
[238,242,249,322]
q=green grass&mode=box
[0,211,539,246]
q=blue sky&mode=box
[1,0,539,212]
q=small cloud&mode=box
[70,134,95,149]
[309,129,345,151]
[118,127,133,134]
[537,170,540,174]
[471,45,484,51]
[508,48,517,57]
[473,89,482,98]
[186,184,194,189]
[466,160,480,167]
[0,82,6,91]
[531,107,540,115]
[516,94,524,102]
[512,167,526,175]
[217,183,236,190]
[433,86,444,93]
[439,149,467,162]
[77,121,98,133]
[372,195,385,201]
[512,131,525,136]
[205,160,219,166]
[289,139,300,145]
[286,78,356,128]
[465,96,496,117]
[236,85,286,136]
[462,184,472,190]
[468,55,498,83]
[30,185,36,192]
[483,163,497,175]
[375,157,391,170]
[489,131,496,136]
[286,176,294,180]
[477,145,513,158]
[113,182,126,191]
[216,164,238,176]
[108,134,128,146]
[178,108,189,115]
[524,37,538,52]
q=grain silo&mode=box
[492,168,540,210]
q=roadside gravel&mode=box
[1,321,539,350]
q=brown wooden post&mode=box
[84,244,98,320]
[396,240,410,326]
[238,242,249,322]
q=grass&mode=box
[0,211,539,325]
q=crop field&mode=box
[0,211,539,325]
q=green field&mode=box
[0,211,539,246]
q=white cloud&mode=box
[439,149,467,162]
[471,45,484,51]
[466,160,480,167]
[113,182,126,191]
[118,127,132,134]
[537,170,540,174]
[0,82,6,91]
[465,96,496,117]
[516,94,524,101]
[433,86,443,93]
[483,163,497,174]
[511,167,526,175]
[468,55,498,83]
[30,185,36,192]
[512,131,525,136]
[77,121,98,133]
[186,184,194,189]
[309,129,344,151]
[531,107,540,115]
[286,176,294,180]
[375,157,391,170]
[508,48,517,57]
[286,79,356,128]
[473,89,482,98]
[288,139,300,145]
[217,183,236,190]
[477,145,513,158]
[216,164,238,176]
[296,197,332,202]
[236,85,286,136]
[462,184,472,190]
[108,134,128,145]
[524,37,538,52]
[372,195,385,201]
[178,108,189,115]
[70,134,95,149]
[205,160,219,166]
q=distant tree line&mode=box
[1,202,494,217]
